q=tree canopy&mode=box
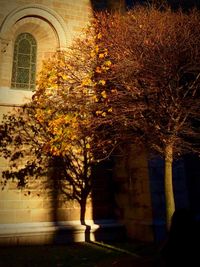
[91,6,200,228]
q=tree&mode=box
[91,6,200,229]
[0,28,115,224]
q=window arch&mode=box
[11,33,37,90]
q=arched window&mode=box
[11,33,37,90]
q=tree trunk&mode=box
[80,196,87,225]
[164,143,175,230]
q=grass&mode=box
[0,241,159,267]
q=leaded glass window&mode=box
[11,33,37,90]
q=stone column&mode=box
[113,144,154,241]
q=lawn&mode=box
[0,241,160,267]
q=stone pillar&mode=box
[113,144,154,241]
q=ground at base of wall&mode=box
[0,240,163,267]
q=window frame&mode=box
[11,32,37,91]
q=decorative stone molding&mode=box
[0,4,69,49]
[0,87,33,106]
[0,220,125,245]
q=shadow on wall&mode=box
[47,156,90,244]
[49,156,126,244]
[91,159,127,242]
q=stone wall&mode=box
[113,144,154,241]
[0,0,94,239]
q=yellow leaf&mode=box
[90,51,96,58]
[86,143,90,149]
[99,53,105,59]
[99,80,106,86]
[97,33,102,39]
[92,95,99,102]
[95,67,102,73]
[62,74,69,80]
[95,45,99,53]
[104,60,112,66]
[82,78,92,86]
[101,91,107,98]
